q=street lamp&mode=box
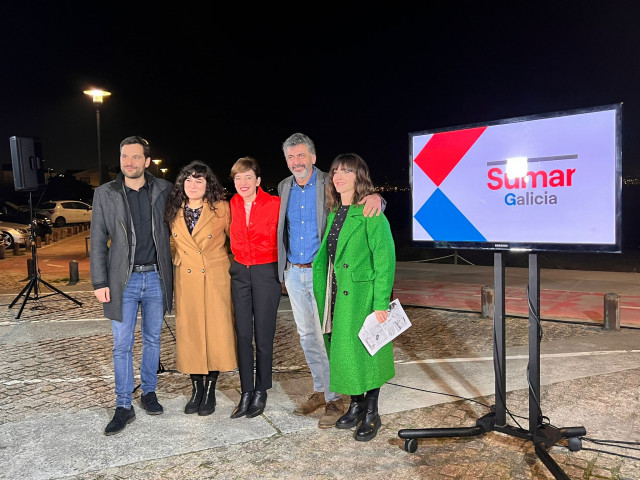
[83,88,111,186]
[160,168,168,179]
[152,159,162,176]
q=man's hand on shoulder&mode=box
[94,287,111,303]
[359,193,382,217]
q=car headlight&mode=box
[16,228,28,234]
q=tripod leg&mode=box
[534,443,571,480]
[37,278,83,306]
[9,278,34,308]
[14,277,37,319]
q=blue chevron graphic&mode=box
[415,188,486,241]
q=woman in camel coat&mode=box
[166,160,237,416]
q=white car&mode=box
[37,200,92,227]
[0,220,30,249]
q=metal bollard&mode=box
[481,285,495,318]
[27,258,34,277]
[45,233,51,245]
[85,236,90,257]
[13,242,20,255]
[69,260,79,285]
[52,231,59,242]
[0,245,4,259]
[61,229,67,239]
[36,236,42,248]
[604,293,620,331]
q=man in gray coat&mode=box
[90,136,173,435]
[277,133,382,428]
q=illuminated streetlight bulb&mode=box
[152,159,162,176]
[83,89,111,104]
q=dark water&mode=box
[383,185,640,273]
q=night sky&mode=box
[2,1,640,187]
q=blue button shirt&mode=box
[286,168,320,264]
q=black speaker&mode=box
[9,136,45,192]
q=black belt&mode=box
[291,262,313,268]
[132,264,157,273]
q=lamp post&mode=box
[160,168,168,179]
[152,159,162,176]
[83,88,111,186]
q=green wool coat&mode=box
[313,204,396,395]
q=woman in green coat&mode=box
[312,153,396,442]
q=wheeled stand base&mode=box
[398,253,585,480]
[399,411,585,480]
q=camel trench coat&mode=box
[171,200,238,374]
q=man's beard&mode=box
[291,165,311,179]
[122,167,144,179]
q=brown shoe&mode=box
[293,392,326,416]
[318,400,344,429]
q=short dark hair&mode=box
[120,136,151,159]
[230,156,261,179]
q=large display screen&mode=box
[410,104,622,252]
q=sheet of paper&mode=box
[358,298,412,356]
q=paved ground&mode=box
[1,230,640,479]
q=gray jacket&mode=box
[277,167,329,282]
[90,171,174,321]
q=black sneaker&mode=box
[140,391,164,415]
[104,406,136,436]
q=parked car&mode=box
[37,200,93,227]
[0,200,52,239]
[0,220,30,249]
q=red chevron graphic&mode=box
[414,126,487,186]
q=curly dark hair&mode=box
[165,160,226,226]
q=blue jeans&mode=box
[284,264,341,402]
[112,271,164,408]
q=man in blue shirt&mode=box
[277,133,383,428]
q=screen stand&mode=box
[8,192,83,319]
[398,252,585,479]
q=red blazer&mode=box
[230,186,280,266]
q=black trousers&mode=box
[230,261,281,392]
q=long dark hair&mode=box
[326,153,375,211]
[165,160,225,225]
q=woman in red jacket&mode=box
[228,157,282,418]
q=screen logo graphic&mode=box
[410,105,621,252]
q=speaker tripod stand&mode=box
[8,193,82,319]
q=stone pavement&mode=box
[1,232,640,479]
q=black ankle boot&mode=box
[184,375,204,414]
[246,390,267,418]
[230,391,254,419]
[336,394,366,429]
[355,395,381,441]
[198,372,218,416]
